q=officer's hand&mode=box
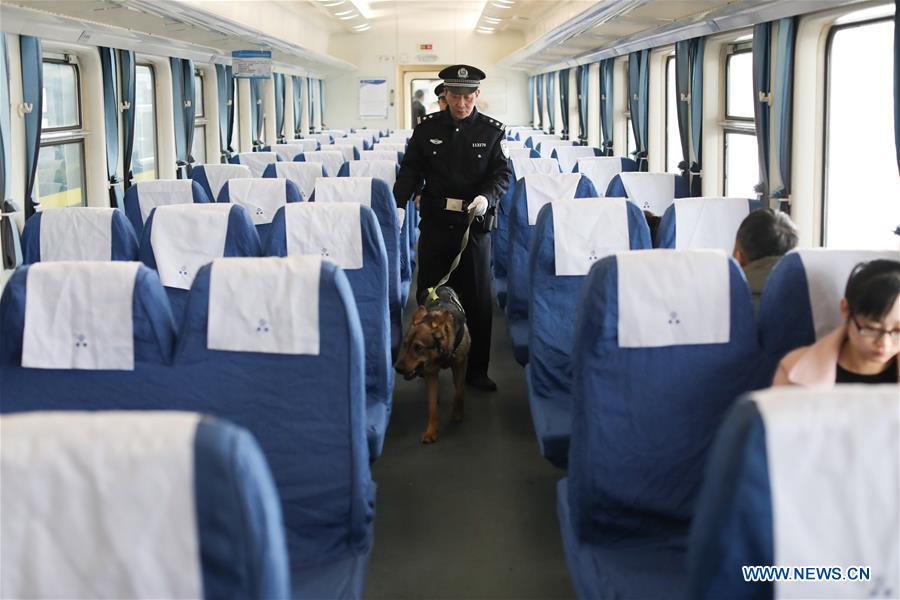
[397,207,406,230]
[471,195,488,217]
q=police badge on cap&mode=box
[438,64,486,94]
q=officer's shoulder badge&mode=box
[500,139,509,159]
[479,113,505,133]
[422,112,438,122]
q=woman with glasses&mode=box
[774,259,900,386]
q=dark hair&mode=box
[844,259,900,320]
[734,208,798,262]
[414,89,425,99]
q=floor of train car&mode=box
[367,288,574,599]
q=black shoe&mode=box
[466,373,498,392]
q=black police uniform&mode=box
[393,99,510,383]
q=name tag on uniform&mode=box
[445,198,465,212]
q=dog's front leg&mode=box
[451,360,466,422]
[421,373,440,443]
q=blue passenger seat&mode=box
[22,207,138,263]
[124,180,211,236]
[605,172,689,216]
[228,151,281,177]
[217,177,303,243]
[656,197,761,250]
[191,163,252,203]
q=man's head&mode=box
[445,88,479,120]
[414,89,425,101]
[732,208,798,267]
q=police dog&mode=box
[394,286,471,443]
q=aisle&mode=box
[366,298,575,599]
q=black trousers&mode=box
[416,219,493,377]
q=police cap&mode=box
[434,83,445,98]
[439,64,485,94]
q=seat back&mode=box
[124,180,211,235]
[265,143,314,161]
[262,161,326,201]
[139,203,261,319]
[507,148,540,161]
[510,157,561,179]
[525,134,561,148]
[373,143,406,154]
[217,178,303,242]
[265,203,392,458]
[568,250,767,541]
[229,152,281,178]
[0,411,290,599]
[306,133,335,145]
[758,249,899,361]
[605,172,689,216]
[287,139,321,153]
[295,151,346,177]
[191,163,253,202]
[172,256,373,569]
[574,156,638,196]
[22,207,138,263]
[657,197,761,251]
[551,146,602,172]
[322,143,359,163]
[688,385,899,600]
[339,159,399,187]
[528,198,651,466]
[536,139,577,158]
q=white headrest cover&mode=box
[150,204,232,290]
[797,249,899,339]
[673,197,751,252]
[341,138,365,151]
[375,143,406,153]
[553,146,597,172]
[753,385,899,600]
[360,151,398,162]
[617,249,730,348]
[619,172,676,216]
[309,133,334,145]
[0,411,202,598]
[199,164,252,199]
[322,144,356,162]
[225,178,289,225]
[504,140,526,149]
[23,261,140,370]
[539,140,576,158]
[552,198,629,276]
[315,177,373,207]
[284,203,363,270]
[207,256,321,355]
[576,157,624,196]
[274,162,321,200]
[508,148,535,161]
[269,144,306,162]
[236,152,278,178]
[512,157,560,180]
[301,151,345,177]
[39,207,114,262]
[348,160,397,186]
[136,180,196,225]
[523,173,582,225]
[294,139,320,152]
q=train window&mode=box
[665,55,679,173]
[132,64,157,182]
[194,73,205,118]
[824,17,899,249]
[722,43,758,198]
[725,49,753,120]
[193,71,207,164]
[626,118,636,158]
[41,60,81,131]
[36,58,85,209]
[723,131,759,198]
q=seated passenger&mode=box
[773,259,900,386]
[732,208,798,311]
[642,210,661,244]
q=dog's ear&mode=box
[412,306,428,325]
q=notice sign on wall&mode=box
[359,78,388,119]
[232,50,272,79]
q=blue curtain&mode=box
[170,58,195,177]
[215,64,232,160]
[308,78,316,132]
[319,79,325,129]
[559,69,570,140]
[119,50,136,190]
[547,72,556,134]
[21,36,42,216]
[599,59,614,156]
[676,38,705,196]
[274,73,285,143]
[250,78,264,149]
[628,50,650,170]
[752,22,772,206]
[576,65,589,144]
[528,76,535,128]
[770,17,797,210]
[535,74,544,130]
[0,34,11,204]
[100,48,121,207]
[292,75,303,137]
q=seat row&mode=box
[0,256,375,598]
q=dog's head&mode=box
[394,305,456,380]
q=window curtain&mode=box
[170,58,195,177]
[319,79,325,129]
[628,50,650,171]
[535,74,544,131]
[1,33,11,205]
[100,48,122,207]
[308,78,316,132]
[119,50,136,190]
[292,75,303,138]
[528,76,535,128]
[576,64,589,145]
[547,72,556,134]
[599,59,614,156]
[675,38,705,196]
[274,72,285,143]
[559,69,570,140]
[250,78,264,150]
[21,36,42,216]
[215,64,233,160]
[754,18,797,211]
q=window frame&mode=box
[664,54,677,173]
[821,15,893,246]
[132,62,159,181]
[40,56,83,133]
[724,44,754,122]
[722,129,759,197]
[35,138,87,208]
[193,69,207,164]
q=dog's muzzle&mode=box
[395,362,423,381]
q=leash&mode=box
[426,205,477,302]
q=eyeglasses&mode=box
[851,316,900,342]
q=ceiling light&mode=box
[490,2,512,8]
[334,9,354,16]
[338,13,359,19]
[323,1,344,6]
[354,25,371,31]
[477,26,496,31]
[494,0,515,4]
[353,23,369,29]
[483,16,502,23]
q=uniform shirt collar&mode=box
[447,107,479,126]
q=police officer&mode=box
[434,83,448,112]
[393,64,511,392]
